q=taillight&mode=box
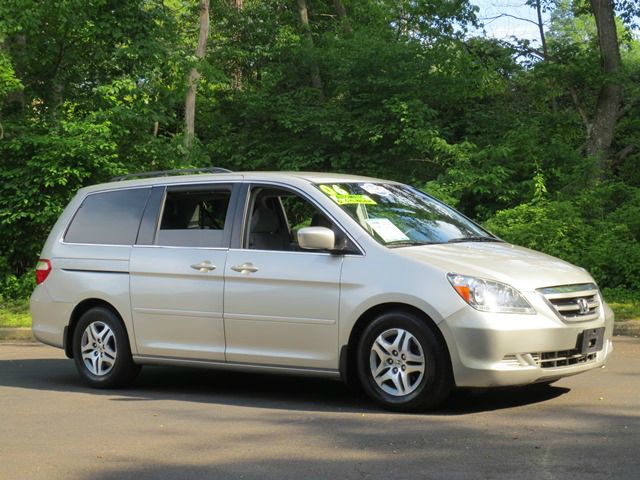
[35,259,52,285]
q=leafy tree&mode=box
[0,0,638,302]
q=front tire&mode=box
[72,307,141,388]
[357,310,452,412]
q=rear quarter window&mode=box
[64,188,151,245]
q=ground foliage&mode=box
[0,0,638,303]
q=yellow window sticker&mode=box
[319,185,336,196]
[333,194,377,205]
[332,185,350,195]
[319,185,377,205]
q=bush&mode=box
[0,271,35,303]
[484,200,586,262]
[485,184,640,291]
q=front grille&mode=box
[533,349,597,369]
[537,283,600,322]
[501,349,598,369]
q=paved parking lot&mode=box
[1,337,639,480]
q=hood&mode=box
[393,242,595,292]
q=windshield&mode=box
[316,182,499,247]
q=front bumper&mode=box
[440,294,614,388]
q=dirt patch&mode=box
[0,328,36,342]
[614,320,640,338]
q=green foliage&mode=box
[485,183,640,291]
[0,0,192,291]
[603,288,640,320]
[0,272,34,303]
[0,114,122,271]
[0,52,21,101]
[0,299,31,328]
[0,0,639,306]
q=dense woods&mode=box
[0,0,639,304]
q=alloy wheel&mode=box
[369,328,425,396]
[80,321,117,376]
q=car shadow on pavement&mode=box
[0,357,570,415]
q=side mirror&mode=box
[297,226,335,251]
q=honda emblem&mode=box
[576,298,590,315]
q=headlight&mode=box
[447,273,535,314]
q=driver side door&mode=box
[223,184,345,370]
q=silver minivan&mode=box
[30,169,614,411]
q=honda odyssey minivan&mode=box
[30,168,613,411]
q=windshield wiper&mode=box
[447,236,502,244]
[387,241,438,248]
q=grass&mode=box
[0,290,638,330]
[608,300,640,321]
[603,289,640,321]
[0,301,31,328]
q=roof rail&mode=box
[111,167,232,182]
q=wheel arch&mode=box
[65,299,127,358]
[340,302,453,389]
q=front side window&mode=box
[245,187,338,251]
[316,183,498,247]
[156,187,231,247]
[65,188,151,245]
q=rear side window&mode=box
[156,187,232,248]
[65,188,151,245]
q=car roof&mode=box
[79,171,399,195]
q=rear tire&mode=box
[72,307,141,388]
[357,310,452,412]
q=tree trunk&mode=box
[296,0,324,99]
[586,0,622,176]
[534,0,548,59]
[334,0,352,34]
[231,0,244,90]
[533,0,558,112]
[184,0,210,149]
[48,25,72,118]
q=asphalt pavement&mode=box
[1,337,639,480]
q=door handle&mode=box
[190,261,216,272]
[230,263,259,274]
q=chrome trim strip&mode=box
[134,308,223,319]
[227,247,335,257]
[61,268,128,275]
[132,244,229,251]
[543,289,599,301]
[224,312,335,325]
[537,283,598,295]
[555,300,600,312]
[60,241,134,248]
